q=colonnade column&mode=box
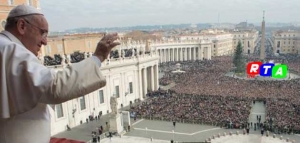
[143,68,148,98]
[170,49,172,61]
[180,48,183,61]
[177,48,181,61]
[176,48,179,61]
[172,49,175,61]
[159,50,162,63]
[193,47,197,61]
[134,69,139,100]
[170,49,172,62]
[189,47,192,60]
[151,66,154,91]
[184,48,187,61]
[204,47,208,60]
[155,64,159,90]
[199,47,203,60]
[162,49,164,62]
[168,49,170,62]
[165,49,167,62]
[208,47,212,60]
[185,48,187,60]
[138,69,143,100]
[186,48,188,60]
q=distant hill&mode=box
[50,23,212,34]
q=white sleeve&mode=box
[0,43,106,119]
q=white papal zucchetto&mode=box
[7,4,43,18]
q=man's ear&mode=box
[17,19,26,35]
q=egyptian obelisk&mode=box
[260,11,266,60]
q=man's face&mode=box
[21,15,48,56]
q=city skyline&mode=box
[40,0,300,31]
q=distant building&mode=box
[272,30,300,54]
[200,29,233,56]
[235,22,248,29]
[0,0,40,31]
[41,33,104,57]
[210,23,235,29]
[173,28,259,56]
[230,29,259,54]
[235,21,255,30]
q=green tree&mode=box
[233,41,245,73]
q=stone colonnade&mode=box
[158,46,212,63]
[139,65,159,99]
[54,52,160,100]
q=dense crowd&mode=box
[282,54,300,74]
[131,55,300,133]
[159,77,172,86]
[132,92,251,128]
[43,52,86,66]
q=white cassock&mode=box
[0,31,106,143]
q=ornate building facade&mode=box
[49,51,159,135]
[230,30,259,54]
[172,33,232,57]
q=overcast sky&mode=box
[40,0,300,31]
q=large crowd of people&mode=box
[133,92,252,128]
[132,55,300,134]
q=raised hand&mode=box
[94,33,120,62]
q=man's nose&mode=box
[42,38,47,45]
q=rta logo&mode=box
[247,62,288,79]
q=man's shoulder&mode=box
[0,34,13,46]
[0,34,40,65]
[0,37,18,55]
[0,33,21,51]
[0,31,25,51]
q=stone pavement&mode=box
[52,113,111,142]
[125,119,300,143]
[53,116,300,143]
[126,119,241,142]
[211,134,296,143]
[248,101,266,134]
[52,107,135,142]
[52,101,300,143]
[88,136,169,143]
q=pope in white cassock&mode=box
[0,4,120,143]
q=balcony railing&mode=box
[47,52,159,70]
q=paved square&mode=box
[125,119,300,143]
